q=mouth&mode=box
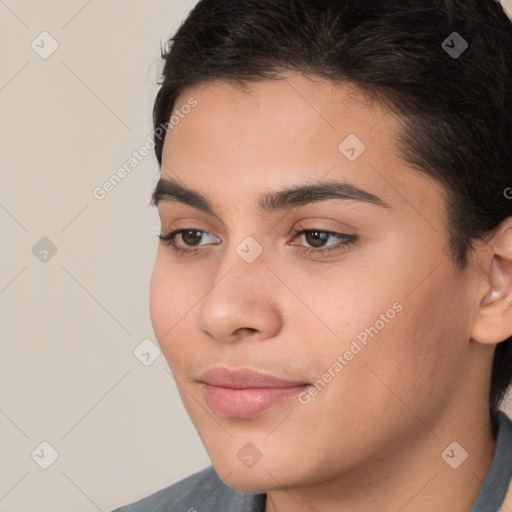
[198,367,310,418]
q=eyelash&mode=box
[157,224,358,257]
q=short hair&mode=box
[152,0,512,408]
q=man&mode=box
[113,0,512,510]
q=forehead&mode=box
[159,74,443,219]
[167,74,394,149]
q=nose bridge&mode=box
[209,232,270,303]
[197,231,282,342]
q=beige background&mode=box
[1,1,512,511]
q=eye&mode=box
[289,224,358,256]
[157,228,220,255]
[157,225,358,257]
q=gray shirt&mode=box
[111,408,512,512]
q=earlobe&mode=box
[471,219,512,345]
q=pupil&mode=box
[183,230,202,246]
[306,231,327,248]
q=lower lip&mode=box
[202,384,309,418]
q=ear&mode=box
[471,217,512,345]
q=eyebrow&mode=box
[150,177,390,214]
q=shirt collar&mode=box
[470,407,512,512]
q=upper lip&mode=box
[199,367,309,389]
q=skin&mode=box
[149,73,512,512]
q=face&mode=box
[149,74,481,492]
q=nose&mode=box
[197,241,283,344]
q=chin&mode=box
[208,447,311,494]
[218,466,284,494]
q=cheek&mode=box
[286,258,405,359]
[149,257,195,362]
[355,265,470,413]
[149,259,169,341]
[297,245,467,405]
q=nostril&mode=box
[236,327,258,335]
